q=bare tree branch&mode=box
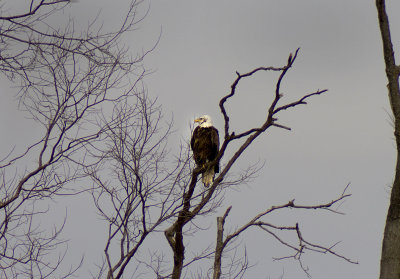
[376,1,400,279]
[211,186,356,279]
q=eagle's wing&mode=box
[212,127,219,152]
[191,126,198,151]
[211,127,220,173]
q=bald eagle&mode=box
[191,115,220,187]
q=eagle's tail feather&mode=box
[202,168,215,187]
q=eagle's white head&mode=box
[194,115,213,128]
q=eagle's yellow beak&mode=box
[194,118,201,123]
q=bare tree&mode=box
[0,0,150,277]
[160,50,356,278]
[84,49,356,279]
[1,2,355,279]
[376,1,400,279]
[86,93,191,279]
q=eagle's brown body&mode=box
[191,116,219,187]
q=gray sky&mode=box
[1,0,400,278]
[132,1,397,276]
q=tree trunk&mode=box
[376,1,400,278]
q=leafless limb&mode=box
[0,1,72,21]
[212,185,356,278]
[85,91,196,279]
[213,206,231,279]
[376,1,400,278]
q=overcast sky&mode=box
[1,0,400,278]
[132,1,398,277]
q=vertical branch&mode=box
[376,0,400,116]
[376,1,400,279]
[213,206,231,279]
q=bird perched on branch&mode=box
[191,115,220,187]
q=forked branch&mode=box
[213,185,356,279]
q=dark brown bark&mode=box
[376,1,400,279]
[213,207,231,279]
[165,169,201,279]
